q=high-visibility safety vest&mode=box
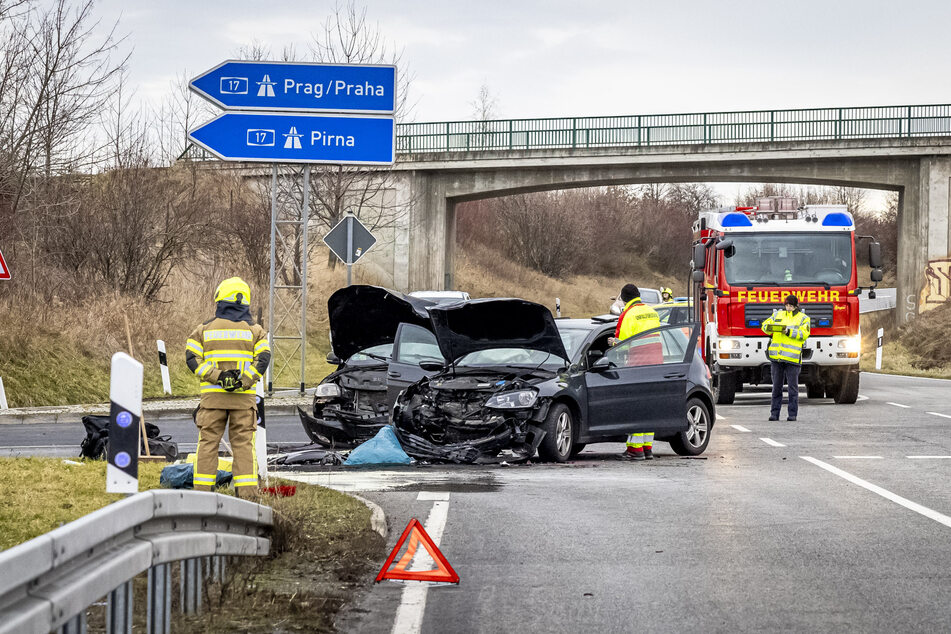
[761,309,811,365]
[616,298,662,340]
[186,318,270,408]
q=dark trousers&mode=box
[770,360,801,419]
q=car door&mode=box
[385,323,444,407]
[584,324,699,438]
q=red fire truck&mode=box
[690,197,883,405]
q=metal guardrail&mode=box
[0,489,272,634]
[177,103,951,162]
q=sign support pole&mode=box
[267,165,278,395]
[300,165,310,395]
[346,214,353,287]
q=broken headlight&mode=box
[485,390,538,409]
[315,383,341,399]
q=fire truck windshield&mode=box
[723,232,853,286]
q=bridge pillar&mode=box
[898,157,951,323]
[393,171,451,292]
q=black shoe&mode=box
[787,417,797,421]
[768,416,779,421]
[643,447,654,460]
[620,450,645,461]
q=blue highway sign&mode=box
[190,60,396,114]
[188,112,395,165]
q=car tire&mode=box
[806,382,824,399]
[569,443,586,457]
[715,372,736,405]
[537,403,573,463]
[669,398,712,456]
[834,370,859,404]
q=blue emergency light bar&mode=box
[821,212,853,227]
[721,212,753,227]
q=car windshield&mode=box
[723,232,852,286]
[454,327,587,368]
[347,343,392,363]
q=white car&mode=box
[409,290,471,303]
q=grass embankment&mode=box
[860,303,951,379]
[0,458,383,632]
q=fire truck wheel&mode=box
[715,373,737,405]
[833,370,859,404]
[670,398,711,456]
[806,382,825,399]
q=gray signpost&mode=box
[188,59,395,393]
[323,213,377,286]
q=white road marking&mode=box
[392,495,452,634]
[927,412,951,419]
[760,438,786,447]
[417,491,450,501]
[856,395,869,402]
[887,402,911,408]
[802,456,951,529]
[833,455,883,459]
[715,414,726,420]
[730,424,751,432]
[907,456,951,459]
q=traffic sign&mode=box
[0,248,8,280]
[324,214,377,266]
[188,112,394,165]
[190,60,396,114]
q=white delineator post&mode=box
[157,340,172,395]
[875,328,884,370]
[255,379,268,484]
[107,352,143,494]
[0,377,8,409]
[555,297,561,318]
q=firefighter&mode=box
[611,284,662,460]
[185,277,271,497]
[661,287,674,303]
[761,294,810,422]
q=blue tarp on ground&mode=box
[344,426,412,465]
[160,463,234,489]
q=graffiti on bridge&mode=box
[920,257,951,313]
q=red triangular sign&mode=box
[375,518,459,584]
[0,249,9,280]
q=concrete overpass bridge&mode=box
[189,104,951,324]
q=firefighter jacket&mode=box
[761,309,810,365]
[185,317,271,409]
[615,298,661,341]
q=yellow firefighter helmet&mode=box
[214,277,251,305]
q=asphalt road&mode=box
[5,372,951,632]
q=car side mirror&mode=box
[868,242,883,269]
[589,357,616,373]
[870,269,883,283]
[419,359,445,372]
[326,351,341,365]
[586,349,604,365]
[692,270,704,282]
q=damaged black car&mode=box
[298,285,441,449]
[393,299,715,464]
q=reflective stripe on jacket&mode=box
[186,318,270,408]
[761,309,811,365]
[615,298,661,341]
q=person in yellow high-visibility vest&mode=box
[761,294,810,422]
[660,287,674,303]
[185,278,270,497]
[611,284,662,460]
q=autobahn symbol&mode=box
[190,60,396,113]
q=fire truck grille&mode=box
[744,303,834,328]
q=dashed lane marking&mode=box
[760,438,786,447]
[730,424,751,432]
[802,456,951,529]
[833,455,883,459]
[715,414,726,420]
[927,412,951,419]
[417,491,450,501]
[887,402,911,408]
[857,395,869,402]
[907,456,951,459]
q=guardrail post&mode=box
[106,580,133,634]
[770,111,775,141]
[907,105,912,137]
[445,122,450,151]
[59,612,87,634]
[148,564,171,634]
[180,558,202,615]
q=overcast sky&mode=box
[88,0,948,208]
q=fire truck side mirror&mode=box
[715,239,734,251]
[692,244,706,270]
[868,242,883,269]
[870,269,883,283]
[692,270,704,283]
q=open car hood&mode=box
[328,285,436,361]
[428,298,568,363]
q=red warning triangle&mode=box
[0,249,9,280]
[375,518,459,584]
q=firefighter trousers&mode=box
[194,406,258,496]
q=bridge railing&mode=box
[396,104,951,153]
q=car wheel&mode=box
[538,403,573,463]
[569,443,587,457]
[669,398,712,456]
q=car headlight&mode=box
[315,383,341,399]
[485,390,538,409]
[719,338,740,350]
[838,336,861,353]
